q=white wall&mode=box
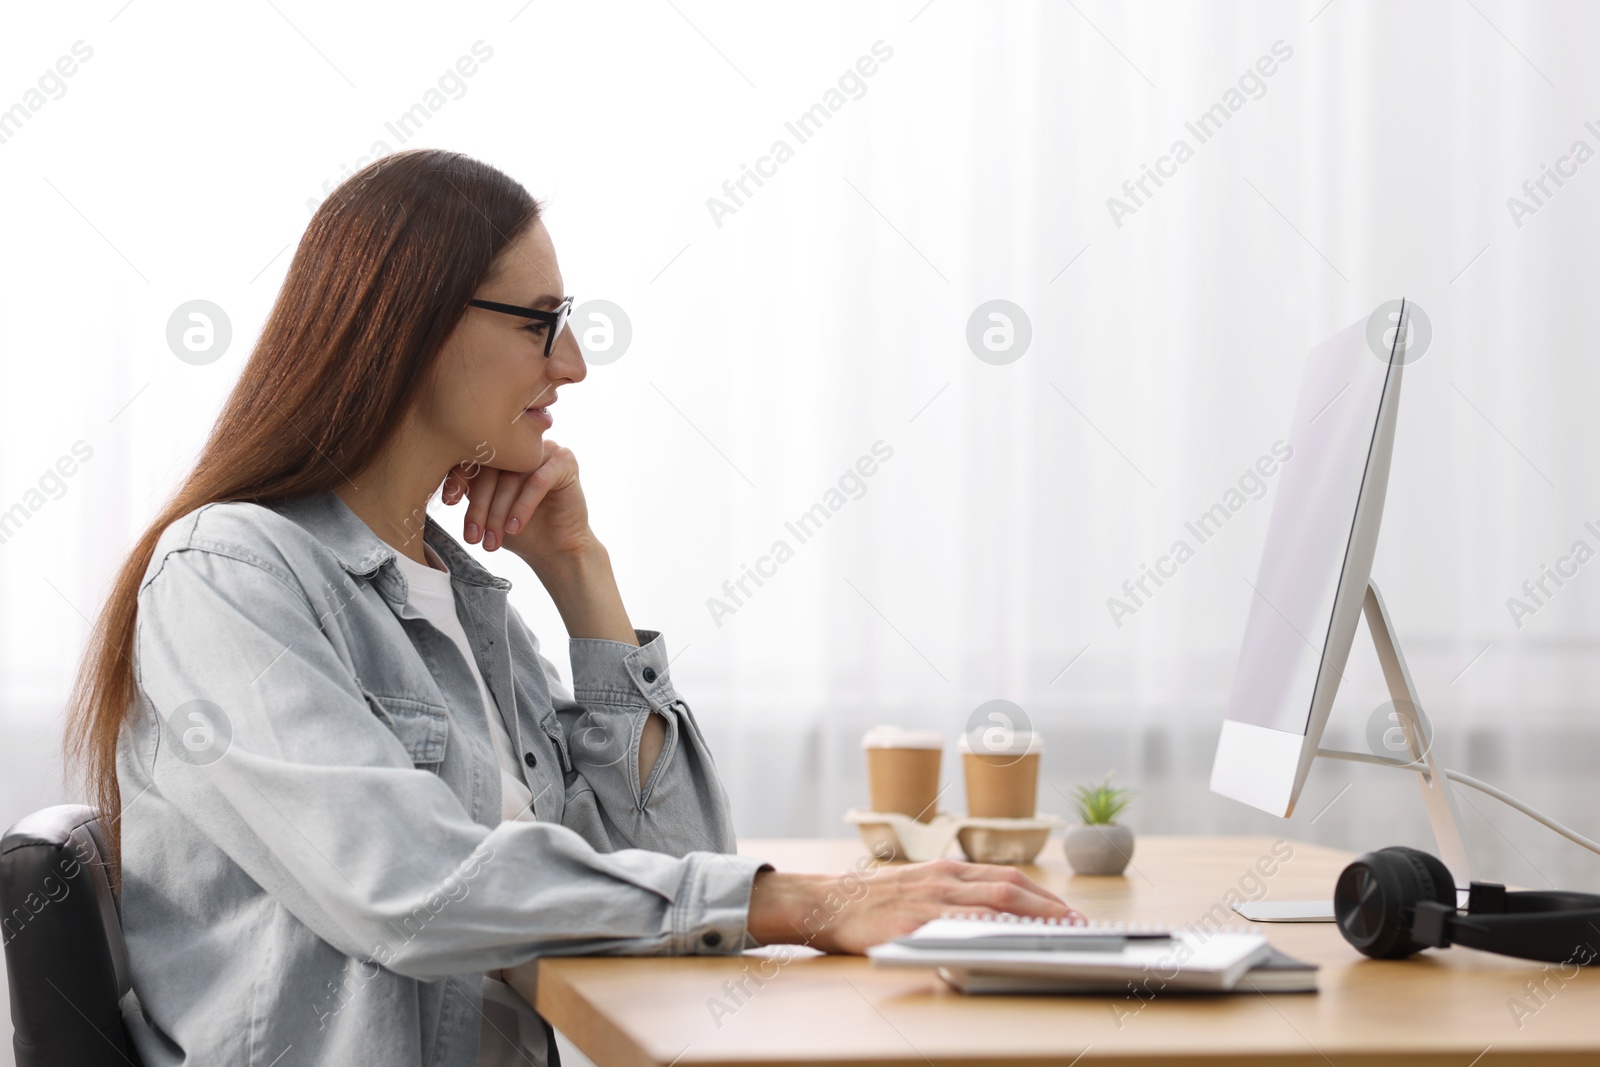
[5,1,1600,1059]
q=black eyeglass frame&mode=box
[467,295,575,358]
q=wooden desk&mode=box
[538,836,1596,1066]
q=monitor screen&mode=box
[1225,317,1396,736]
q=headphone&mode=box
[1333,846,1600,964]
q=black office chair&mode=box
[2,804,143,1067]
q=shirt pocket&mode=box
[360,687,450,768]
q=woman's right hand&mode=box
[746,859,1084,955]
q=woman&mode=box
[65,149,1079,1067]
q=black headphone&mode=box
[1333,846,1600,964]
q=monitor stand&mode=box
[1233,579,1472,923]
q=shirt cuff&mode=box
[569,629,676,711]
[676,852,775,954]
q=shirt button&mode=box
[523,751,537,768]
[642,667,658,683]
[702,930,722,948]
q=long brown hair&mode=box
[64,149,540,880]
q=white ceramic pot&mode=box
[1063,823,1134,876]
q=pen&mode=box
[893,933,1175,952]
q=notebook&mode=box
[938,947,1319,995]
[1233,948,1320,993]
[867,914,1275,993]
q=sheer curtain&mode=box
[4,0,1600,928]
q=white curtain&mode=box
[4,0,1600,912]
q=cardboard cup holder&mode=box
[843,809,1063,864]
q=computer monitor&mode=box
[1209,302,1411,818]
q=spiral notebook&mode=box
[867,914,1276,993]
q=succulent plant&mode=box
[1070,771,1135,826]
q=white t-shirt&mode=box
[392,542,537,824]
[393,544,552,1065]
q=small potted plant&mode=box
[1063,771,1136,876]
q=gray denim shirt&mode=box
[116,490,770,1066]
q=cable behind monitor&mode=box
[1316,747,1600,858]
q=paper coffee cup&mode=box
[960,730,1042,819]
[862,726,945,823]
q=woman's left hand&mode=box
[441,439,594,564]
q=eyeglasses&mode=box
[467,295,575,358]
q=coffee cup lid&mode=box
[861,725,945,750]
[959,729,1043,756]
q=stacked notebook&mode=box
[867,914,1318,995]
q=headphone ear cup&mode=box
[1335,847,1442,959]
[1393,846,1456,910]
